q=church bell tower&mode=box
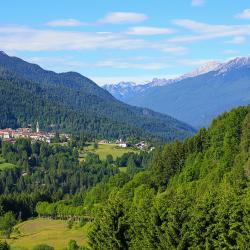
[36,121,40,133]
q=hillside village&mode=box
[0,122,150,151]
[0,122,69,143]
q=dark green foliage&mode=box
[0,241,9,250]
[32,244,54,250]
[88,105,250,249]
[0,52,195,142]
[88,196,129,250]
[0,212,17,238]
[67,240,80,250]
[106,154,113,164]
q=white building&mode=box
[118,142,128,148]
[116,139,128,148]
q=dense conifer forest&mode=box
[86,105,250,249]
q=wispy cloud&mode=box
[191,0,205,6]
[126,26,175,36]
[170,19,250,42]
[45,12,148,27]
[99,12,147,24]
[27,56,88,68]
[235,9,250,19]
[160,45,188,54]
[226,36,246,44]
[46,19,87,27]
[27,56,172,73]
[178,58,218,67]
[0,26,143,51]
[222,49,238,55]
[0,25,186,55]
[97,59,171,70]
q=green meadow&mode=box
[80,143,137,161]
[7,218,88,250]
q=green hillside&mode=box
[87,105,250,249]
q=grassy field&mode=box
[7,218,88,250]
[81,143,137,160]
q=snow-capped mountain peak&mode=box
[180,61,222,79]
[216,56,250,75]
[115,81,137,87]
[0,51,7,56]
[147,78,175,87]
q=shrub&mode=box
[32,244,54,250]
[0,241,9,250]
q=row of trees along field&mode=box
[0,239,86,250]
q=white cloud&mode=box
[160,45,187,54]
[99,12,147,24]
[0,25,186,55]
[235,9,250,19]
[191,0,205,6]
[222,49,238,55]
[97,59,171,70]
[46,12,147,27]
[126,26,175,35]
[178,58,218,67]
[0,26,144,51]
[226,36,246,44]
[27,56,88,68]
[25,55,173,74]
[46,19,86,27]
[170,19,250,42]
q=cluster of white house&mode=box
[99,139,129,148]
[98,139,148,150]
[0,122,55,143]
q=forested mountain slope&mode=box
[0,52,195,141]
[88,105,250,249]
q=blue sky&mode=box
[1,0,250,85]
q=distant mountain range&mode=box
[0,51,195,142]
[103,57,250,128]
[103,61,221,102]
